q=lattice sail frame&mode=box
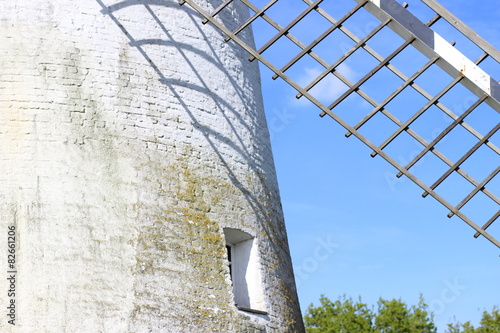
[179,0,500,249]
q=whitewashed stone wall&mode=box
[0,0,304,332]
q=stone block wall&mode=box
[0,0,304,332]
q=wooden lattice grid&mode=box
[179,0,500,249]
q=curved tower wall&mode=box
[0,0,304,332]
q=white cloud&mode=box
[290,63,358,107]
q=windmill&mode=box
[180,0,500,250]
[0,0,497,331]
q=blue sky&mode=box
[252,0,500,331]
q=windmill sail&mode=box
[180,0,500,249]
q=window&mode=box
[223,228,267,314]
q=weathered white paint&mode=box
[433,32,491,94]
[359,0,499,104]
[0,1,303,332]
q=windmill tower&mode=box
[0,0,303,332]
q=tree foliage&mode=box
[304,295,374,333]
[304,295,436,333]
[305,295,500,333]
[375,297,436,333]
[446,307,500,333]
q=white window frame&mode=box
[223,228,267,314]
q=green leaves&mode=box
[305,295,436,333]
[446,307,500,333]
[304,295,374,333]
[305,296,500,333]
[375,296,436,333]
